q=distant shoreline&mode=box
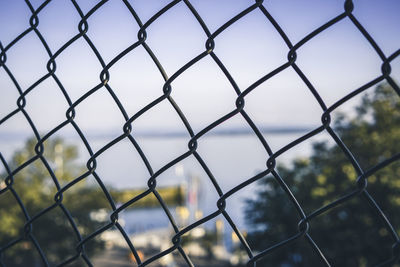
[0,126,315,141]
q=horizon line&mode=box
[0,125,316,140]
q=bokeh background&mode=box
[0,0,399,266]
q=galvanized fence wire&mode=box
[0,0,399,266]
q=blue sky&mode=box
[0,0,399,136]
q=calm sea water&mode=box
[0,131,329,236]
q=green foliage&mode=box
[245,84,400,266]
[0,138,106,266]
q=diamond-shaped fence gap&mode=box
[0,112,37,163]
[188,0,254,33]
[30,206,79,265]
[244,173,308,260]
[84,0,141,64]
[306,198,395,266]
[119,196,176,235]
[294,18,383,107]
[127,0,172,24]
[93,137,150,189]
[37,136,87,188]
[154,155,221,227]
[48,123,92,166]
[107,46,166,117]
[242,68,322,151]
[61,172,115,215]
[4,32,49,92]
[143,1,208,76]
[327,84,400,170]
[213,5,288,90]
[11,159,59,216]
[170,56,238,132]
[116,195,177,263]
[71,88,127,152]
[134,135,188,181]
[0,190,26,245]
[35,0,82,53]
[264,0,344,44]
[60,176,115,237]
[23,125,92,191]
[195,123,269,193]
[131,100,191,170]
[0,1,31,46]
[118,195,176,237]
[352,1,400,56]
[274,140,368,216]
[54,37,104,102]
[23,78,70,135]
[0,68,20,119]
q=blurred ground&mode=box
[92,246,235,267]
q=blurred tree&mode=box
[0,137,109,266]
[245,84,400,266]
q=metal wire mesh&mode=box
[0,0,399,266]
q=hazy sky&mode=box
[0,0,399,136]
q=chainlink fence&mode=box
[0,0,400,266]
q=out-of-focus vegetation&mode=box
[0,137,106,266]
[110,186,185,208]
[0,137,185,266]
[245,84,400,266]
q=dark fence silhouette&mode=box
[0,0,399,266]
